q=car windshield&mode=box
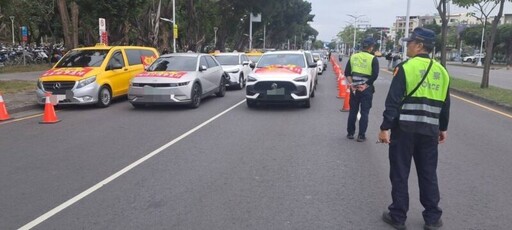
[147,56,197,71]
[257,54,305,68]
[215,55,239,65]
[55,49,108,68]
[247,55,261,63]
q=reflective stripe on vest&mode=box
[401,103,442,114]
[349,52,374,80]
[400,114,439,126]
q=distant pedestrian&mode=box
[378,27,450,230]
[385,52,393,70]
[344,37,379,142]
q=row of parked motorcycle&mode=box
[0,44,65,67]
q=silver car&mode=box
[127,53,226,108]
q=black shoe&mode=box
[347,134,354,139]
[424,219,443,230]
[382,212,406,230]
[356,135,366,142]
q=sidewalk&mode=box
[447,61,510,70]
[0,71,43,115]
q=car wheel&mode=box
[467,58,473,63]
[236,75,244,90]
[247,99,257,108]
[302,98,311,108]
[96,86,112,108]
[189,83,201,108]
[311,88,315,98]
[216,78,226,97]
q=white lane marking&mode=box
[451,94,512,119]
[19,99,247,230]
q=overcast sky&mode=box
[306,0,512,41]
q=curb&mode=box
[8,104,41,115]
[447,63,506,70]
[450,88,512,113]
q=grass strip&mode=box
[0,80,36,94]
[450,77,512,107]
[0,64,52,73]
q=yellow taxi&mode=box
[246,50,264,65]
[36,44,158,107]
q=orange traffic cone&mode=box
[340,87,351,112]
[337,74,347,98]
[40,92,61,124]
[0,93,12,121]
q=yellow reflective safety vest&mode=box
[349,51,374,84]
[399,56,450,135]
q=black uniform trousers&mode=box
[346,87,373,136]
[388,127,442,225]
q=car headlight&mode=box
[226,68,240,73]
[247,76,257,82]
[76,76,96,89]
[293,75,308,82]
[170,81,190,87]
[37,79,44,90]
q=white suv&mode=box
[245,50,317,108]
[213,52,252,90]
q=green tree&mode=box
[453,0,511,88]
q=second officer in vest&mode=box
[378,27,450,230]
[344,37,379,142]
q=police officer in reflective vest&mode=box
[344,37,379,142]
[378,27,450,230]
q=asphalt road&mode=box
[1,62,512,229]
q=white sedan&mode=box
[128,53,226,108]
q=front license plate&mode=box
[267,88,285,95]
[56,94,66,101]
[143,86,155,95]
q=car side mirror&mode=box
[242,61,250,66]
[199,65,208,71]
[249,62,256,69]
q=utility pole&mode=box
[347,14,365,54]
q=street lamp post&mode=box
[213,27,218,49]
[477,22,485,67]
[9,16,15,45]
[403,0,411,59]
[160,17,176,53]
[347,14,365,55]
[380,29,384,53]
[160,0,176,53]
[172,0,176,53]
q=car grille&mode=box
[132,83,172,88]
[42,81,76,94]
[254,81,297,91]
[247,81,307,99]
